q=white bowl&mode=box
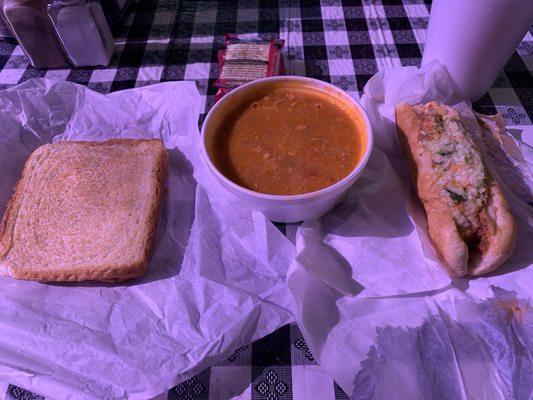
[200,76,373,223]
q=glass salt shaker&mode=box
[47,0,114,67]
[1,0,67,67]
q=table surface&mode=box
[1,0,532,399]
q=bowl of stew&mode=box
[201,76,373,223]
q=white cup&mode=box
[422,0,533,101]
[200,76,374,223]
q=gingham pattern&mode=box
[0,0,531,121]
[0,0,531,399]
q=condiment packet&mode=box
[215,34,285,101]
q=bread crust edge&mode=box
[0,145,52,264]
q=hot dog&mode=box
[395,101,516,277]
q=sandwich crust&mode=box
[0,139,168,282]
[395,102,515,276]
[469,183,516,275]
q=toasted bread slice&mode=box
[0,139,168,282]
[396,102,515,277]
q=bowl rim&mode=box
[200,75,374,202]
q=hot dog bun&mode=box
[395,102,515,277]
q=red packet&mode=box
[215,35,285,102]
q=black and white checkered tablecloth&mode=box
[0,1,531,399]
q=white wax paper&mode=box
[287,61,533,399]
[0,79,295,399]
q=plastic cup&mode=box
[422,0,533,101]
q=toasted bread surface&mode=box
[396,104,468,276]
[0,139,168,282]
[395,102,515,276]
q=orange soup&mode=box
[210,84,366,195]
